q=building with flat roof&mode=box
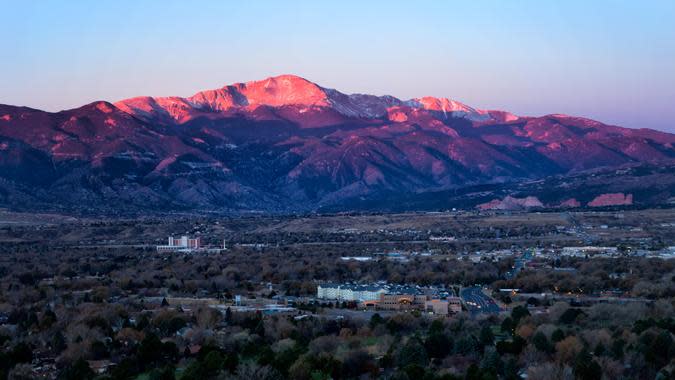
[157,236,201,252]
[316,283,386,302]
[317,282,460,314]
[424,297,462,315]
[378,293,428,311]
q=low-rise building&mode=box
[423,297,462,315]
[316,283,387,302]
[560,246,619,257]
[318,282,460,314]
[378,293,428,311]
[425,299,449,315]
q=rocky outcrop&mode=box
[588,193,633,207]
[477,196,544,210]
[558,198,581,208]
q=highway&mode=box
[460,286,501,315]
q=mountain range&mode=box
[1,74,674,214]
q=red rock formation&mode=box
[477,196,544,210]
[559,198,581,208]
[588,193,633,207]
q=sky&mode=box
[1,0,674,132]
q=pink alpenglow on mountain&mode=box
[588,193,634,207]
[0,74,674,213]
[113,75,507,125]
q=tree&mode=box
[465,363,497,380]
[231,362,282,380]
[342,349,376,378]
[369,313,384,329]
[272,344,303,376]
[58,358,95,380]
[511,306,530,324]
[425,331,452,359]
[641,330,675,369]
[550,328,565,343]
[455,335,479,355]
[593,342,606,356]
[573,348,601,380]
[41,309,57,328]
[180,360,206,380]
[148,365,175,380]
[203,351,224,374]
[503,357,519,380]
[501,317,515,335]
[532,332,553,354]
[402,364,426,379]
[479,326,495,347]
[555,336,582,364]
[559,308,584,324]
[428,319,445,335]
[496,336,525,356]
[397,337,428,368]
[8,364,33,380]
[480,347,502,376]
[610,338,625,360]
[9,343,32,364]
[51,331,67,354]
[138,333,163,364]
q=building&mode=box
[340,256,374,262]
[316,283,387,302]
[560,246,619,257]
[157,236,201,252]
[378,293,428,311]
[377,294,462,314]
[429,236,456,242]
[447,297,462,313]
[425,299,450,315]
[317,282,460,314]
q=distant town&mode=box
[0,209,674,379]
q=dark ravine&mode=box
[1,74,674,214]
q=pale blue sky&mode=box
[1,0,674,131]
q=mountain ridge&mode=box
[1,74,674,214]
[112,74,508,124]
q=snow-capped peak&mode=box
[114,74,513,123]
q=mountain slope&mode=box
[0,75,674,214]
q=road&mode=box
[504,249,533,279]
[565,211,596,244]
[319,308,399,321]
[460,286,501,315]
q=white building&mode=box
[157,236,201,252]
[560,246,618,257]
[316,283,387,302]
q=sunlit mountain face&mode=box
[1,74,674,214]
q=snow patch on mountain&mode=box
[115,74,509,123]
